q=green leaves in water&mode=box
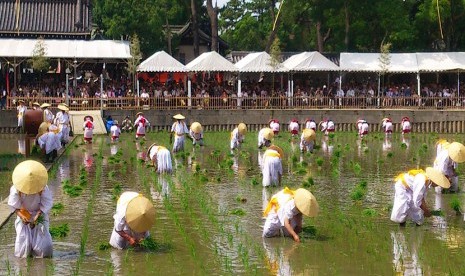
[450,195,462,214]
[316,157,324,167]
[352,162,362,176]
[139,236,162,251]
[430,210,444,217]
[112,183,123,201]
[386,152,393,158]
[400,143,408,149]
[302,177,314,188]
[251,177,259,186]
[229,208,246,216]
[235,195,247,203]
[50,223,70,238]
[362,208,377,217]
[301,225,317,239]
[97,242,111,251]
[51,203,65,216]
[62,178,83,197]
[351,180,368,201]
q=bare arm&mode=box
[284,218,300,242]
[116,230,138,246]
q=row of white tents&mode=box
[138,50,465,73]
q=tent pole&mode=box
[417,72,420,96]
[188,78,192,108]
[457,70,460,104]
[377,73,381,108]
[237,74,241,108]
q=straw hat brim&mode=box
[238,123,247,134]
[268,145,284,158]
[136,112,144,117]
[33,102,40,106]
[303,129,316,142]
[263,128,274,140]
[126,196,155,232]
[40,103,51,108]
[173,114,185,120]
[190,122,202,133]
[425,167,450,189]
[12,160,48,194]
[294,188,319,217]
[57,105,69,111]
[447,142,465,163]
[18,100,25,104]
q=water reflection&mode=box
[84,149,94,168]
[402,137,410,149]
[17,138,26,155]
[320,137,333,156]
[57,158,70,180]
[262,239,294,276]
[383,136,392,152]
[258,151,264,170]
[431,193,447,242]
[151,175,171,199]
[391,230,423,275]
[110,144,118,156]
[110,250,123,274]
[135,141,146,161]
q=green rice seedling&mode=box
[344,144,351,151]
[63,183,83,197]
[316,157,324,166]
[351,186,366,201]
[49,223,70,238]
[235,195,247,203]
[302,177,314,188]
[229,208,246,216]
[295,168,307,175]
[363,147,369,153]
[251,177,259,186]
[301,225,317,239]
[430,210,444,216]
[291,155,298,164]
[332,168,340,177]
[300,160,308,167]
[358,180,367,188]
[328,133,335,139]
[108,170,116,178]
[450,195,462,214]
[139,236,162,251]
[400,143,407,149]
[112,183,122,201]
[51,202,64,216]
[333,150,342,158]
[353,162,362,175]
[313,144,321,150]
[387,152,393,158]
[362,208,378,217]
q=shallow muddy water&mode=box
[1,131,465,275]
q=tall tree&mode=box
[191,0,200,57]
[206,0,219,52]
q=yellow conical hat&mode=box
[126,195,155,232]
[294,188,319,217]
[238,123,247,135]
[12,160,48,194]
[302,128,316,142]
[263,128,274,140]
[190,122,202,133]
[447,142,465,163]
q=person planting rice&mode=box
[230,123,247,151]
[8,160,53,258]
[382,117,393,134]
[121,115,133,132]
[433,141,465,193]
[109,192,155,250]
[262,145,283,187]
[170,114,189,152]
[304,118,317,131]
[401,117,411,135]
[110,120,121,142]
[189,122,204,146]
[55,103,71,146]
[357,119,369,138]
[300,129,316,153]
[269,119,280,135]
[391,167,449,226]
[37,124,61,163]
[258,127,274,149]
[288,119,299,138]
[320,118,335,136]
[134,112,150,140]
[83,115,94,144]
[147,143,173,174]
[263,187,319,242]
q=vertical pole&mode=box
[417,72,420,96]
[100,74,104,110]
[377,73,381,107]
[237,77,241,108]
[188,78,192,107]
[65,74,69,105]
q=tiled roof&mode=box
[0,0,92,38]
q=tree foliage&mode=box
[29,36,50,73]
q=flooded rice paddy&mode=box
[1,131,465,275]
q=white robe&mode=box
[401,121,411,133]
[300,136,314,153]
[38,132,62,154]
[305,121,316,130]
[270,121,280,133]
[110,125,121,140]
[17,105,27,127]
[433,149,458,192]
[109,192,149,249]
[148,146,172,174]
[189,130,204,146]
[262,149,282,187]
[230,128,244,150]
[8,185,53,258]
[134,116,150,137]
[382,121,393,133]
[83,121,94,140]
[55,112,70,143]
[390,173,428,225]
[263,192,300,238]
[43,109,54,123]
[258,128,271,148]
[171,121,189,152]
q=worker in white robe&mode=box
[147,143,172,174]
[16,100,27,131]
[38,124,62,163]
[357,119,369,138]
[300,129,316,153]
[382,117,393,134]
[433,142,465,193]
[41,103,54,124]
[304,119,317,131]
[258,127,274,149]
[262,145,283,187]
[109,192,154,250]
[55,104,70,145]
[230,123,246,151]
[390,167,449,226]
[110,120,121,142]
[134,112,150,140]
[7,160,53,258]
[170,114,189,152]
[320,119,335,136]
[263,187,318,242]
[189,122,204,146]
[288,119,299,137]
[83,116,94,143]
[269,119,280,135]
[401,117,411,134]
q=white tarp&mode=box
[137,50,186,72]
[0,38,131,59]
[340,53,418,73]
[234,51,284,72]
[416,52,465,72]
[282,51,339,72]
[186,51,237,72]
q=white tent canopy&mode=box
[185,51,237,72]
[282,51,339,72]
[340,53,418,73]
[416,52,465,72]
[137,50,186,72]
[0,38,131,59]
[235,51,283,72]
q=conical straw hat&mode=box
[173,114,185,120]
[40,103,51,108]
[263,128,274,140]
[294,188,319,217]
[126,195,155,232]
[12,160,48,194]
[238,123,247,134]
[57,104,69,111]
[425,167,450,189]
[447,142,465,163]
[136,112,144,117]
[268,145,284,158]
[302,129,316,142]
[190,122,202,133]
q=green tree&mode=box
[127,34,142,91]
[29,36,50,73]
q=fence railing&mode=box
[6,95,465,110]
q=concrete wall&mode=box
[3,109,465,133]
